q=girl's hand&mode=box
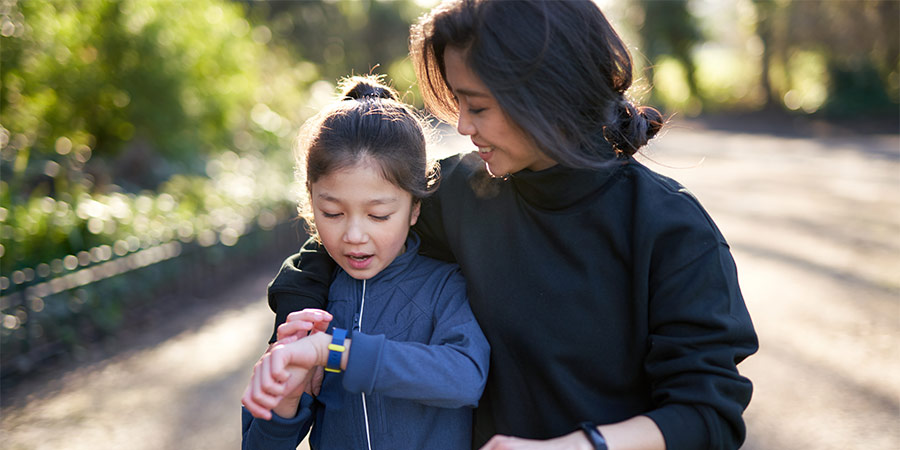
[242,347,309,420]
[242,337,325,420]
[276,309,333,344]
[302,365,326,397]
[479,431,591,450]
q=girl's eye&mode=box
[321,212,342,219]
[468,107,486,114]
[370,214,391,222]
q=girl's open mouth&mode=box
[347,254,373,269]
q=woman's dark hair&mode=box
[295,75,439,235]
[410,0,664,165]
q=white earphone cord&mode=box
[359,280,373,450]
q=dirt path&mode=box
[1,119,898,449]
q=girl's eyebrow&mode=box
[317,193,398,205]
[367,197,398,205]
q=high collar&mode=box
[353,232,421,287]
[509,158,627,211]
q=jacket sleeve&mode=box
[341,270,490,408]
[642,239,758,450]
[266,237,336,343]
[241,395,316,450]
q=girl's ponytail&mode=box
[341,77,399,102]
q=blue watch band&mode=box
[325,328,347,373]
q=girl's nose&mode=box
[343,220,368,244]
[456,110,475,136]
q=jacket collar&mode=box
[346,232,421,288]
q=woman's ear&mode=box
[409,200,422,226]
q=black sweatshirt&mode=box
[268,152,758,450]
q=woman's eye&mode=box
[468,107,486,114]
[370,214,391,222]
[321,212,342,218]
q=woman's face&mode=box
[443,47,556,177]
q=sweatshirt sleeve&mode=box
[241,395,316,450]
[266,237,336,343]
[341,270,490,409]
[411,155,459,263]
[642,240,758,450]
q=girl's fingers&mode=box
[246,368,277,419]
[310,366,325,396]
[270,348,291,383]
[279,309,333,341]
[259,354,286,396]
[277,321,313,341]
[242,385,272,420]
[287,308,332,322]
[312,319,331,333]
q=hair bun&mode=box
[340,75,399,102]
[604,100,664,156]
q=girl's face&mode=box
[443,46,556,177]
[310,159,420,280]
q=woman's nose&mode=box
[456,110,475,136]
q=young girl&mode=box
[265,1,758,449]
[241,76,490,450]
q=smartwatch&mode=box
[578,422,608,450]
[324,328,347,373]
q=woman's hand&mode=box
[481,416,665,450]
[276,308,333,344]
[479,431,591,450]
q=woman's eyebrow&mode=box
[454,88,490,98]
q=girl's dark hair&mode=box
[296,75,439,235]
[410,0,664,165]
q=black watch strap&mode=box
[578,422,608,450]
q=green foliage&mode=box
[241,0,430,106]
[0,150,298,371]
[0,150,296,277]
[1,0,310,194]
[0,0,317,370]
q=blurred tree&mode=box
[637,0,703,105]
[752,0,899,115]
[238,0,428,104]
[1,0,308,198]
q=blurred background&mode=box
[1,0,897,449]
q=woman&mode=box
[264,1,757,449]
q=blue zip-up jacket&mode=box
[242,233,490,450]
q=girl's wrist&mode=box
[272,396,302,419]
[313,330,351,370]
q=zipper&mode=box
[356,279,373,450]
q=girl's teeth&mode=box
[479,147,492,153]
